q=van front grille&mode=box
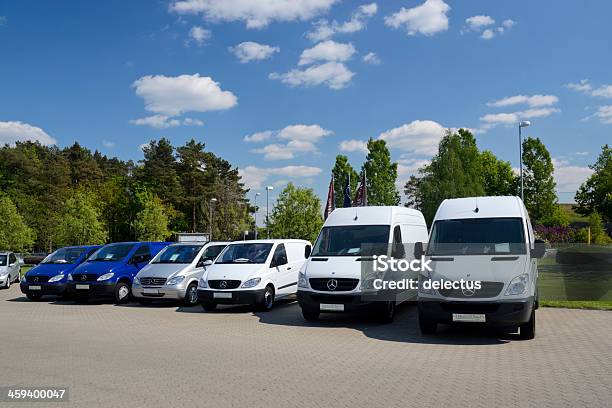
[72,274,99,282]
[309,278,359,292]
[438,281,504,299]
[27,275,50,283]
[139,277,167,286]
[208,280,241,289]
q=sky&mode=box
[1,0,611,206]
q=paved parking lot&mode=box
[0,285,611,408]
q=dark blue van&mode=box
[67,242,170,303]
[20,245,102,301]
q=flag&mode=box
[354,171,367,206]
[343,174,352,207]
[324,175,335,219]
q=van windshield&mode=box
[41,247,87,264]
[89,244,135,262]
[201,245,226,262]
[312,225,390,256]
[428,217,526,255]
[216,243,273,264]
[152,245,202,264]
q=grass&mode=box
[559,203,588,223]
[540,300,612,311]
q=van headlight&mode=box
[97,273,114,281]
[198,278,208,288]
[21,275,27,283]
[418,275,436,295]
[505,274,529,296]
[67,274,73,281]
[48,274,65,283]
[298,272,308,288]
[167,276,185,285]
[241,278,261,288]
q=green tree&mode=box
[522,137,557,224]
[480,150,518,196]
[331,155,359,207]
[176,139,210,232]
[362,139,399,206]
[404,129,484,224]
[0,195,35,252]
[268,183,323,243]
[134,193,171,241]
[137,138,183,206]
[587,211,612,244]
[574,144,612,222]
[53,190,108,247]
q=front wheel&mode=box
[519,309,536,340]
[376,301,396,324]
[255,285,275,312]
[114,282,131,304]
[4,277,10,289]
[183,283,199,307]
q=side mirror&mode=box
[531,239,546,259]
[9,263,15,267]
[199,259,213,268]
[414,242,424,258]
[304,245,312,259]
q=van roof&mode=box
[434,196,526,221]
[228,239,311,245]
[324,206,426,227]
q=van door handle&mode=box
[286,267,292,270]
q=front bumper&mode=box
[418,297,535,327]
[197,288,266,305]
[132,283,187,300]
[297,290,377,313]
[20,282,67,296]
[0,275,8,286]
[67,281,116,298]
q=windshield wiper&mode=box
[233,258,253,263]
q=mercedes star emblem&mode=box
[81,275,87,281]
[219,280,227,289]
[462,287,476,297]
[326,279,338,291]
[34,277,39,282]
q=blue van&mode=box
[67,242,170,303]
[20,245,101,301]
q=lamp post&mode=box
[266,186,273,239]
[518,121,531,202]
[209,198,217,241]
[254,192,261,239]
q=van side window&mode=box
[393,226,402,243]
[9,253,16,264]
[133,245,151,262]
[86,248,99,259]
[392,226,405,258]
[271,244,288,267]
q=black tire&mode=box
[26,293,42,301]
[255,285,275,312]
[201,301,217,311]
[519,309,536,340]
[114,282,131,304]
[183,283,199,307]
[5,276,11,289]
[138,298,153,305]
[418,311,437,335]
[301,307,320,321]
[376,301,396,324]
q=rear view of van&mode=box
[297,206,428,323]
[417,196,545,339]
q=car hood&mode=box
[205,263,265,283]
[137,263,190,279]
[303,256,362,279]
[426,254,529,282]
[72,260,124,276]
[27,263,77,277]
[0,265,8,273]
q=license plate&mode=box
[29,285,41,290]
[453,313,486,322]
[213,292,232,299]
[320,303,344,311]
[76,284,90,290]
[143,288,159,295]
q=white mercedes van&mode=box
[197,239,312,312]
[133,241,229,306]
[416,196,545,339]
[297,206,429,323]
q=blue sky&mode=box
[1,0,611,205]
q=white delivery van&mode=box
[197,239,312,312]
[297,206,429,323]
[133,241,229,306]
[416,196,545,340]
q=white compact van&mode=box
[297,206,429,323]
[416,196,545,339]
[198,239,312,312]
[133,241,229,306]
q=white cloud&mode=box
[187,26,211,46]
[229,41,280,63]
[270,61,354,90]
[102,140,115,149]
[566,79,612,99]
[378,120,447,156]
[306,2,378,41]
[239,165,323,190]
[397,157,430,191]
[130,114,204,128]
[592,85,612,98]
[591,105,612,124]
[0,121,57,145]
[132,74,237,116]
[480,113,518,125]
[487,94,559,108]
[298,40,356,65]
[339,139,368,153]
[566,79,592,93]
[385,0,450,36]
[362,52,381,64]
[252,140,317,160]
[481,29,495,40]
[247,124,333,160]
[465,15,495,31]
[501,19,515,29]
[552,158,593,192]
[480,107,560,125]
[169,0,339,29]
[244,130,274,143]
[277,124,332,141]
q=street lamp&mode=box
[209,198,217,241]
[518,121,531,202]
[254,192,261,239]
[266,186,273,239]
